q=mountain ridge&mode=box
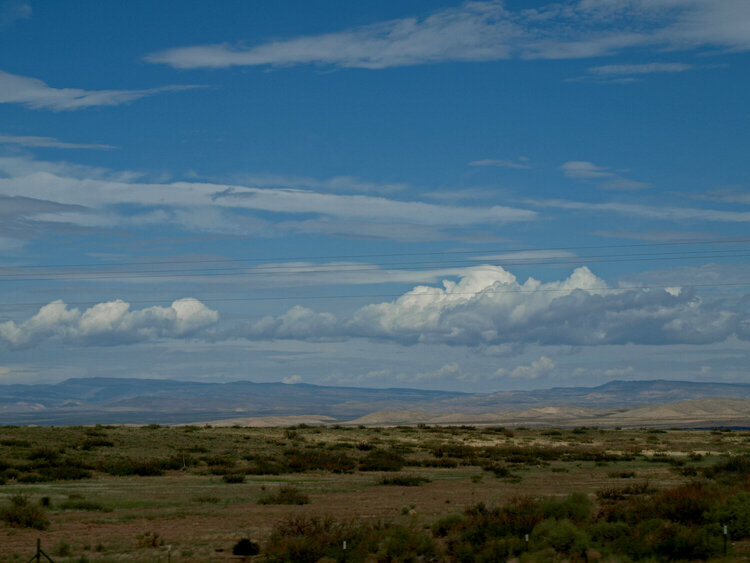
[1,377,750,426]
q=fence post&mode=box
[27,539,54,563]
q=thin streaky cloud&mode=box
[0,156,538,232]
[469,158,530,169]
[0,70,201,111]
[588,63,693,76]
[530,199,750,223]
[0,133,116,150]
[561,161,612,179]
[146,0,750,70]
[0,0,30,28]
[561,161,650,191]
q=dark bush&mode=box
[607,470,636,478]
[245,457,289,475]
[27,447,60,462]
[359,448,405,472]
[233,538,260,556]
[284,448,356,473]
[377,475,430,486]
[0,493,49,529]
[540,493,592,524]
[654,522,723,560]
[432,513,464,537]
[258,485,310,505]
[60,499,111,512]
[99,458,165,476]
[223,473,245,484]
[481,461,514,478]
[421,457,459,468]
[654,481,718,525]
[432,444,477,459]
[0,439,30,447]
[81,438,115,449]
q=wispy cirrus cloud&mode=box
[469,157,530,169]
[530,199,750,223]
[0,156,537,243]
[561,161,650,191]
[0,133,115,149]
[569,61,698,83]
[588,63,694,76]
[146,0,750,70]
[0,70,200,111]
[216,172,408,194]
[0,0,30,28]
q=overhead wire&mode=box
[0,247,749,281]
[0,281,748,311]
[0,235,749,273]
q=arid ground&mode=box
[1,424,749,561]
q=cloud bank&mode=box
[241,266,746,347]
[0,298,218,348]
[146,0,750,70]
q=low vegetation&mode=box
[1,424,750,560]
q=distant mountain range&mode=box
[1,377,750,426]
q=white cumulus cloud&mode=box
[495,356,555,379]
[240,265,745,347]
[0,298,218,348]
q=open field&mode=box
[2,424,750,561]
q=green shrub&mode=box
[258,485,310,505]
[223,473,245,484]
[708,491,750,539]
[284,448,356,473]
[264,516,435,563]
[359,448,405,472]
[654,522,723,560]
[532,518,588,556]
[0,493,49,529]
[245,458,288,475]
[540,493,592,523]
[704,454,750,482]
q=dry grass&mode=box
[0,425,748,560]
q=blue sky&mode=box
[0,0,748,391]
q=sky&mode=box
[0,0,749,392]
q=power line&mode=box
[0,249,748,281]
[0,281,747,310]
[1,235,749,272]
